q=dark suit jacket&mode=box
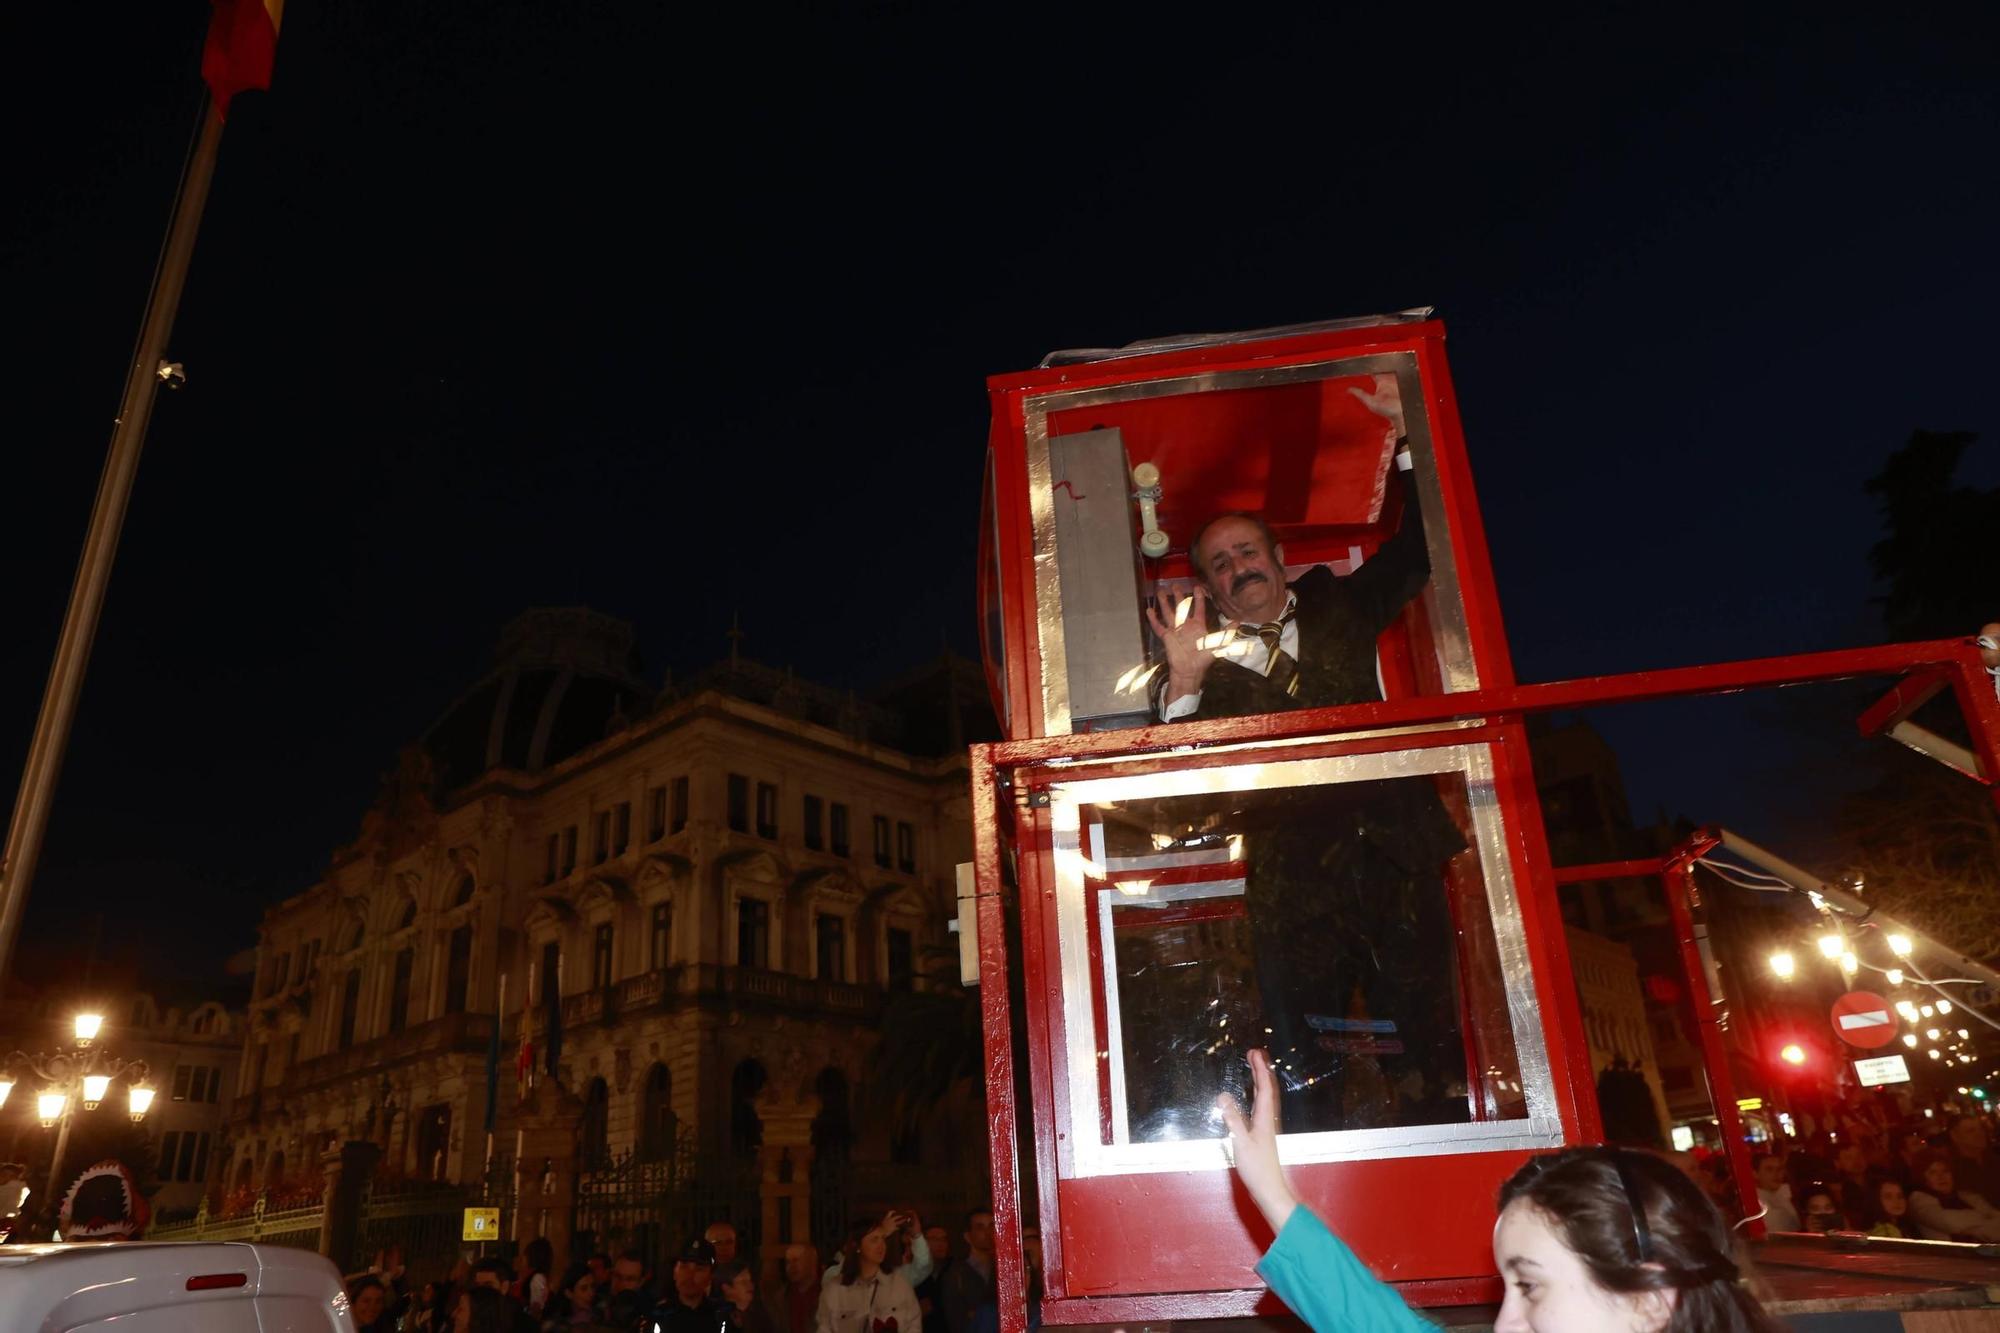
[1171,466,1462,873]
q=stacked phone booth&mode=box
[970,314,1599,1326]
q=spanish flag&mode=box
[201,0,284,119]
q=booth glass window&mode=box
[1047,742,1559,1175]
[1023,353,1476,735]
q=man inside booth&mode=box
[1142,381,1469,1133]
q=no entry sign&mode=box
[1831,991,1899,1050]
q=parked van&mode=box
[0,1240,353,1330]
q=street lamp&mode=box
[2,1012,151,1235]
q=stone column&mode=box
[754,1082,820,1284]
[317,1140,381,1270]
[514,1078,584,1279]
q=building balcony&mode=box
[252,1011,498,1104]
[533,964,883,1035]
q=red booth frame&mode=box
[972,322,2000,1328]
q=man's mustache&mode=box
[1231,571,1268,595]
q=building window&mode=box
[159,1130,210,1183]
[444,924,472,1015]
[561,826,578,876]
[670,776,689,834]
[640,1063,676,1161]
[831,803,851,857]
[173,1065,193,1101]
[647,785,667,841]
[338,970,362,1051]
[271,952,290,995]
[540,941,562,1009]
[873,816,892,869]
[803,795,824,851]
[731,1060,766,1157]
[756,782,779,839]
[613,800,631,854]
[580,1078,610,1170]
[887,927,915,993]
[816,913,846,982]
[544,833,560,885]
[727,775,749,833]
[591,923,614,990]
[897,821,916,873]
[592,810,611,864]
[388,948,415,1034]
[649,902,672,971]
[415,1104,451,1180]
[737,898,770,969]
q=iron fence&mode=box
[810,1158,988,1260]
[571,1133,758,1272]
[147,1189,323,1251]
[355,1180,472,1278]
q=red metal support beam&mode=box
[1855,667,1953,737]
[969,746,1029,1333]
[1660,830,1764,1233]
[1945,658,2000,821]
[985,637,1996,771]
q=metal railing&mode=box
[528,965,884,1037]
[148,1189,323,1250]
[571,1134,757,1273]
[278,1012,496,1094]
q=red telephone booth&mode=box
[970,314,1600,1323]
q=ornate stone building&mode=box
[225,609,992,1233]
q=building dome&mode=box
[422,608,647,788]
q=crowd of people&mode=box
[339,1203,1026,1333]
[1729,1108,2000,1241]
[331,1093,2000,1333]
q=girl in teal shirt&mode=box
[1218,1050,1781,1333]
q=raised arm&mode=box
[1341,457,1432,636]
[1217,1048,1297,1232]
[1218,1050,1438,1333]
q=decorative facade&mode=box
[226,609,992,1224]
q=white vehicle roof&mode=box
[0,1240,354,1331]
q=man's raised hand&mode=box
[1145,583,1217,703]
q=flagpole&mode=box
[0,94,228,984]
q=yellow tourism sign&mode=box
[462,1207,501,1242]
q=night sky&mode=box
[3,5,1996,996]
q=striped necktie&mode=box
[1240,602,1299,698]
